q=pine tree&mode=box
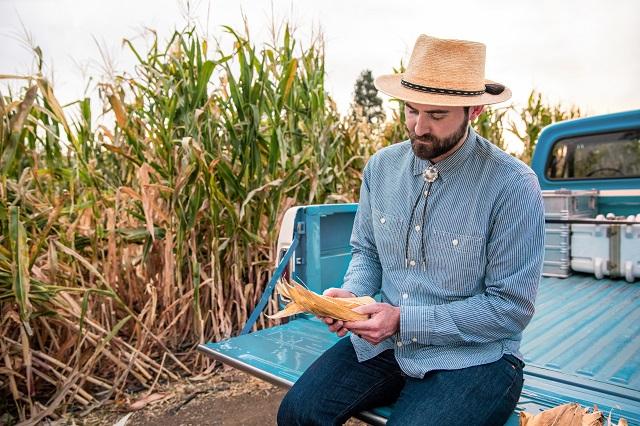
[352,69,385,124]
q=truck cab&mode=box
[533,109,640,210]
[199,109,640,425]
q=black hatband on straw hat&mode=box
[400,79,506,97]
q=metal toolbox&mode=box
[621,217,640,282]
[571,214,640,283]
[542,190,598,278]
[542,189,598,218]
[542,222,571,278]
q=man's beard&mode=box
[409,114,469,161]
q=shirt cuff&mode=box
[400,305,434,345]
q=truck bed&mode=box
[519,275,640,424]
[199,274,640,424]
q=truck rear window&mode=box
[546,129,640,180]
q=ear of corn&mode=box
[268,281,375,321]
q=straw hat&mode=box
[374,34,511,106]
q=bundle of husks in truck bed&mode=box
[520,403,627,425]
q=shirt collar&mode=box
[411,126,478,181]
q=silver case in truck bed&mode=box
[571,217,640,282]
[542,190,598,278]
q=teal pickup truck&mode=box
[199,110,640,425]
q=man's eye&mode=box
[431,114,446,120]
[407,109,418,115]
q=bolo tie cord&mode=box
[404,166,439,270]
[404,180,427,268]
[419,182,434,271]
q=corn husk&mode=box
[267,281,375,321]
[519,403,627,426]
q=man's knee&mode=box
[277,385,315,426]
[277,388,296,425]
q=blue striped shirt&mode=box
[341,127,545,378]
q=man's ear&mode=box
[469,105,485,121]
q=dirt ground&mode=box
[63,367,365,426]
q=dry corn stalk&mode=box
[267,281,375,321]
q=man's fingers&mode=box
[343,318,376,332]
[352,303,384,315]
[336,327,349,337]
[328,320,344,333]
[317,315,336,325]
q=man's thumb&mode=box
[323,288,354,298]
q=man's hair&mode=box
[401,102,471,114]
[401,103,471,121]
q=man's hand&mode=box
[318,288,355,337]
[344,303,400,345]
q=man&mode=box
[277,34,545,425]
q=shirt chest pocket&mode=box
[427,229,486,296]
[372,208,404,268]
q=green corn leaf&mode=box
[9,206,32,334]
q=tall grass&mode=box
[0,22,577,424]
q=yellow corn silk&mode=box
[519,403,627,426]
[267,281,376,321]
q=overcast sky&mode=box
[1,0,639,118]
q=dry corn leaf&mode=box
[129,392,172,411]
[269,281,375,321]
[518,403,627,426]
[266,302,305,319]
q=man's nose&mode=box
[414,114,431,136]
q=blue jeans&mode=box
[277,338,524,426]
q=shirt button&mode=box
[411,337,418,342]
[424,191,429,196]
[452,239,459,246]
[397,341,403,347]
[402,293,408,299]
[409,260,416,267]
[380,217,386,224]
[414,225,421,232]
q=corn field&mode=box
[0,23,577,424]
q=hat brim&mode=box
[374,74,511,107]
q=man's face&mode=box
[405,102,470,161]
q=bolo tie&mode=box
[404,165,439,270]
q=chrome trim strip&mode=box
[355,410,388,425]
[599,189,640,196]
[197,344,294,388]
